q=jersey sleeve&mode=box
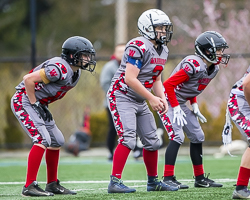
[182,58,201,76]
[163,69,190,107]
[44,63,68,82]
[125,40,146,69]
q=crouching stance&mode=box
[223,65,250,199]
[11,36,96,197]
[161,31,230,189]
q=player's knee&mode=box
[190,134,204,143]
[144,139,160,151]
[124,139,136,150]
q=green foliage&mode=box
[90,109,108,146]
[3,94,24,149]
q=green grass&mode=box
[0,154,242,200]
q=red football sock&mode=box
[237,166,250,186]
[193,164,204,177]
[45,148,60,184]
[25,145,45,187]
[112,143,131,179]
[143,149,158,177]
[164,165,175,177]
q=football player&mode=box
[224,65,250,198]
[107,9,178,193]
[160,31,230,189]
[11,36,96,197]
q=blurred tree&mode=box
[3,94,24,149]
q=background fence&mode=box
[1,0,250,148]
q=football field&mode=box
[0,151,241,200]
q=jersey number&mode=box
[144,65,163,88]
[197,84,207,91]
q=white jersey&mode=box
[110,36,169,102]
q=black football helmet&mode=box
[61,36,96,72]
[195,31,230,65]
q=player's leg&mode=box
[106,107,117,161]
[45,124,76,195]
[11,91,54,197]
[107,95,136,193]
[137,103,178,192]
[159,104,188,189]
[184,105,222,188]
[228,94,250,198]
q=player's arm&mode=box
[152,74,168,114]
[163,69,189,107]
[243,72,250,106]
[125,63,164,112]
[23,69,49,104]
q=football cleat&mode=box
[194,173,223,188]
[232,187,250,199]
[108,175,136,193]
[147,176,179,192]
[45,179,76,195]
[22,181,54,197]
[163,176,189,189]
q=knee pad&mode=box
[121,138,136,150]
[144,138,160,151]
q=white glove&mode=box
[192,103,207,123]
[222,108,232,146]
[222,108,235,157]
[173,105,187,126]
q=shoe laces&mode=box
[34,184,45,192]
[203,173,215,183]
[112,177,127,188]
[56,180,67,190]
[172,176,181,185]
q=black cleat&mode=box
[232,187,250,199]
[147,176,179,192]
[108,175,136,193]
[22,181,54,197]
[163,176,189,189]
[194,173,223,188]
[45,179,76,195]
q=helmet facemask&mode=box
[73,51,96,72]
[149,14,173,45]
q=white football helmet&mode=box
[137,9,173,45]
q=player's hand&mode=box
[159,99,168,115]
[192,103,207,123]
[148,96,164,112]
[173,105,187,126]
[31,101,53,122]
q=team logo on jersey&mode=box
[187,59,200,73]
[50,69,58,77]
[129,40,146,53]
[150,58,166,65]
[129,49,136,57]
